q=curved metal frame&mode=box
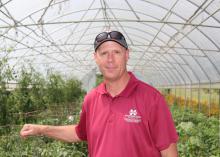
[0,0,220,87]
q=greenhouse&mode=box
[0,0,219,156]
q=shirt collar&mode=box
[96,72,139,97]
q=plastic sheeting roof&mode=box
[0,0,220,86]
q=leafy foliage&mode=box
[171,106,219,157]
[96,74,103,86]
[0,57,88,156]
[0,59,86,134]
[0,120,87,157]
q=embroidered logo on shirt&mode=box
[124,109,141,123]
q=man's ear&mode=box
[93,52,96,58]
[126,49,130,61]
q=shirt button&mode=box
[108,114,114,123]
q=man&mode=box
[20,31,178,157]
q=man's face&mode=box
[94,41,129,82]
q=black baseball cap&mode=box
[94,31,128,51]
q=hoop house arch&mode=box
[0,0,220,116]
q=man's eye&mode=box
[100,52,107,56]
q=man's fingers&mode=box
[20,124,32,138]
[20,130,30,136]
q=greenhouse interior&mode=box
[0,0,219,156]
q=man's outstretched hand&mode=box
[20,124,79,142]
[20,124,43,138]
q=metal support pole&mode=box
[198,82,201,112]
[219,89,220,110]
[184,85,187,110]
[208,82,211,117]
[190,84,192,111]
[175,86,177,106]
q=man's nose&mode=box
[107,52,114,62]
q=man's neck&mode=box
[105,72,130,97]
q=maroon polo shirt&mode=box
[76,72,178,157]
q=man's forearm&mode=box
[160,143,178,157]
[39,125,80,142]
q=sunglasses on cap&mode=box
[94,31,128,51]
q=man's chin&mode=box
[103,74,117,82]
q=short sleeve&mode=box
[149,94,178,151]
[75,104,87,141]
